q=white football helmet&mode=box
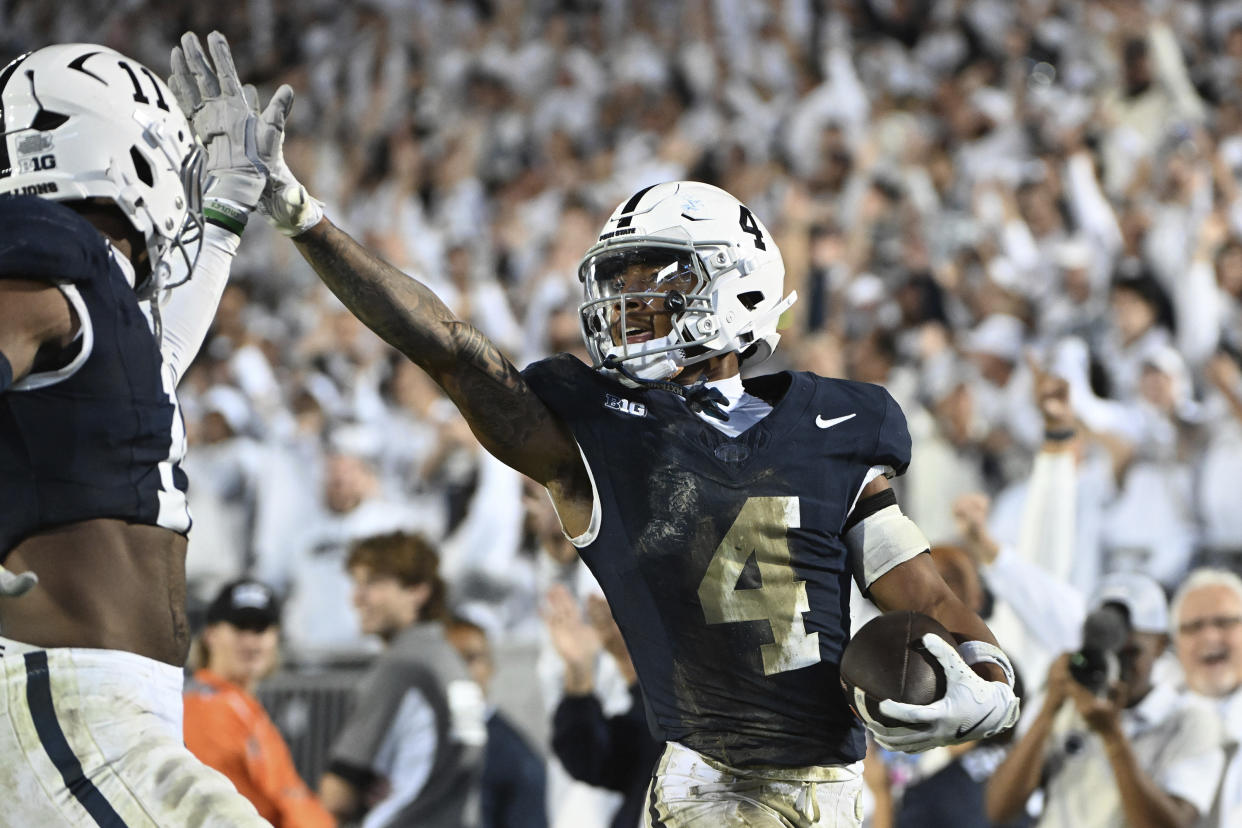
[578,181,796,385]
[0,44,205,298]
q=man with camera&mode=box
[985,572,1225,828]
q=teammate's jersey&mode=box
[0,196,189,558]
[523,354,912,769]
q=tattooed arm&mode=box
[293,220,593,534]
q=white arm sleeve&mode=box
[1016,449,1076,583]
[982,545,1085,656]
[1149,21,1207,123]
[1064,152,1123,257]
[1174,258,1224,368]
[159,222,240,385]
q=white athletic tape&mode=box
[844,504,929,589]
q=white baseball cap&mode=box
[1092,572,1169,635]
[965,313,1024,363]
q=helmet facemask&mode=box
[578,182,797,388]
[579,230,729,385]
[129,109,207,298]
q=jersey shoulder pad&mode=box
[521,353,600,417]
[810,375,896,415]
[810,375,911,475]
[0,195,110,285]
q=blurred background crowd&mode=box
[6,0,1242,826]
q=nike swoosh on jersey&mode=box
[955,712,992,739]
[815,413,856,429]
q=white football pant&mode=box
[0,636,271,827]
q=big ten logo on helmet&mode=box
[17,133,54,156]
[17,154,56,173]
[16,133,56,173]
[604,394,647,418]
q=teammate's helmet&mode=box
[578,181,796,385]
[0,44,205,298]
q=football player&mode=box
[0,42,273,824]
[187,32,1020,827]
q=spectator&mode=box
[1198,351,1242,564]
[986,572,1225,828]
[543,584,660,828]
[1098,273,1174,405]
[184,579,335,828]
[1171,568,1242,827]
[962,313,1041,456]
[524,480,633,827]
[319,532,487,828]
[1099,346,1199,587]
[271,444,443,657]
[446,611,548,828]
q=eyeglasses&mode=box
[1178,615,1242,636]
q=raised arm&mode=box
[291,221,588,497]
[172,31,592,533]
[986,654,1071,823]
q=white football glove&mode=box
[250,83,324,237]
[0,564,37,598]
[169,31,268,213]
[862,634,1020,753]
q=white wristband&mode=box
[956,640,1016,688]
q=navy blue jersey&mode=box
[0,196,189,558]
[523,354,911,769]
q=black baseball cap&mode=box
[205,579,281,632]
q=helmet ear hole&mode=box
[737,291,764,310]
[129,147,154,187]
[31,110,68,131]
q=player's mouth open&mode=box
[625,326,653,344]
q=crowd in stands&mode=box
[7,0,1242,825]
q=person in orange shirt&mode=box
[184,579,335,828]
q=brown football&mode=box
[840,611,951,726]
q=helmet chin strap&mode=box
[601,355,730,421]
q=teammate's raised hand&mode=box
[170,32,268,213]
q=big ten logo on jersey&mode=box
[604,393,647,418]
